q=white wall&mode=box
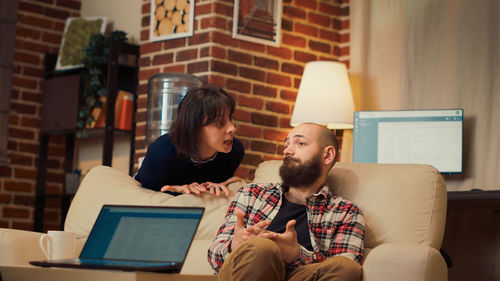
[81,0,142,44]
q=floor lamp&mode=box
[290,61,355,162]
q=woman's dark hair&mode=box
[169,85,235,161]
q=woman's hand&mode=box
[160,182,207,195]
[201,181,230,197]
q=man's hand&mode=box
[231,210,270,252]
[260,220,301,263]
[160,182,207,195]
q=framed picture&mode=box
[150,0,195,42]
[232,0,282,46]
[55,17,107,71]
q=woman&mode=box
[135,85,244,197]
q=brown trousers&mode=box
[218,238,362,281]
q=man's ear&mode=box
[323,146,335,165]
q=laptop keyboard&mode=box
[79,258,176,267]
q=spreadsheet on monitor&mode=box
[353,109,463,174]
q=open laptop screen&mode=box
[80,205,204,263]
[353,109,463,174]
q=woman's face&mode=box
[199,115,236,159]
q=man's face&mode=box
[279,124,323,187]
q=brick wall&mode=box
[0,0,81,230]
[136,0,350,179]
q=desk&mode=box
[0,265,217,281]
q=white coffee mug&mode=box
[39,231,76,260]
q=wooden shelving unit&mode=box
[34,40,139,232]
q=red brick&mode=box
[238,95,263,109]
[340,6,350,16]
[333,19,350,30]
[281,18,293,32]
[308,12,331,28]
[3,207,30,219]
[138,68,160,81]
[296,0,317,9]
[263,155,282,162]
[264,129,289,141]
[10,128,35,139]
[282,33,306,48]
[320,30,340,42]
[293,77,302,89]
[14,195,35,206]
[267,73,291,87]
[139,57,151,67]
[254,56,279,70]
[141,1,150,13]
[18,14,53,29]
[163,64,186,73]
[253,84,277,98]
[280,117,292,128]
[196,2,213,16]
[234,166,250,180]
[319,3,337,15]
[241,153,263,166]
[176,49,197,61]
[187,61,209,73]
[16,40,50,53]
[20,116,40,128]
[239,67,265,81]
[141,29,149,41]
[226,78,251,93]
[281,63,303,76]
[280,89,297,101]
[212,60,237,75]
[200,16,226,30]
[200,47,210,58]
[267,46,292,59]
[309,40,331,54]
[152,53,173,65]
[283,6,306,19]
[239,41,266,53]
[210,46,226,59]
[212,31,237,47]
[45,7,70,19]
[18,2,44,14]
[15,26,41,40]
[22,66,44,77]
[188,32,211,45]
[333,46,349,56]
[208,74,225,86]
[251,112,277,127]
[56,0,81,10]
[277,145,285,155]
[266,101,290,114]
[214,2,233,17]
[251,140,276,154]
[234,109,251,122]
[294,51,317,63]
[140,42,162,54]
[18,143,38,154]
[0,166,12,177]
[228,50,252,65]
[13,221,35,231]
[295,23,318,37]
[0,193,12,204]
[238,125,262,138]
[14,51,41,65]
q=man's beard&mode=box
[279,152,322,189]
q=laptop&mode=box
[30,205,204,273]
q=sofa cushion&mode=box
[253,160,447,250]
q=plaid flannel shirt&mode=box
[208,182,365,272]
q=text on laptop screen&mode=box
[80,206,203,262]
[353,109,463,173]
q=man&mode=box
[208,123,365,281]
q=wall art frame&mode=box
[150,0,195,42]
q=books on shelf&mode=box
[87,90,133,130]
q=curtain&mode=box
[350,0,500,191]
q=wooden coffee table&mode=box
[0,265,217,281]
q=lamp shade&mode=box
[290,61,355,129]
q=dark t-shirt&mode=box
[134,134,244,194]
[267,193,313,251]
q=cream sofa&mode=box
[0,160,448,280]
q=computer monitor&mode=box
[353,109,463,174]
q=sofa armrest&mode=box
[0,228,45,266]
[362,243,447,281]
